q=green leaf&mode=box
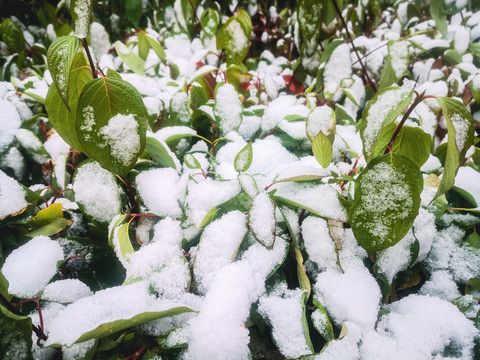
[115,222,134,264]
[360,85,413,161]
[0,271,10,301]
[76,77,148,177]
[274,175,325,183]
[296,0,322,42]
[125,0,143,27]
[312,298,334,342]
[430,0,447,38]
[71,0,93,38]
[201,8,219,38]
[312,131,333,168]
[30,203,63,227]
[114,41,145,75]
[393,126,432,168]
[47,36,81,109]
[45,52,92,152]
[73,307,195,344]
[444,49,463,65]
[197,206,221,229]
[378,57,397,90]
[137,31,150,61]
[293,247,310,297]
[434,97,474,200]
[349,153,423,253]
[234,142,253,173]
[26,218,72,237]
[469,278,480,290]
[0,304,32,360]
[145,34,166,62]
[0,18,25,53]
[145,137,177,169]
[184,153,201,169]
[216,9,252,65]
[284,114,306,122]
[465,232,480,249]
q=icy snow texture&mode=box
[323,44,352,101]
[185,178,241,228]
[45,281,191,346]
[249,192,276,248]
[99,113,140,165]
[42,279,93,303]
[273,182,348,222]
[214,83,243,134]
[0,99,21,152]
[2,236,64,298]
[185,238,288,360]
[362,83,412,157]
[0,170,27,219]
[418,270,461,301]
[72,161,121,223]
[314,264,381,330]
[73,0,90,38]
[306,105,336,140]
[258,284,311,358]
[194,211,247,293]
[136,168,182,218]
[373,295,478,359]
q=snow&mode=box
[362,83,413,158]
[42,279,93,303]
[100,113,140,165]
[273,182,348,222]
[0,170,27,219]
[136,168,182,218]
[45,281,191,346]
[454,166,480,209]
[258,284,310,358]
[72,0,91,38]
[0,99,21,153]
[72,161,121,223]
[374,295,478,359]
[302,216,338,271]
[249,192,276,248]
[2,236,64,298]
[314,264,381,330]
[193,211,247,293]
[306,105,336,140]
[324,44,352,101]
[214,83,243,134]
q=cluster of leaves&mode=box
[0,0,480,359]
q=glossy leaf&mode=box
[430,0,447,38]
[234,142,253,173]
[434,97,474,200]
[116,222,134,264]
[26,218,72,237]
[349,153,423,253]
[312,131,333,168]
[47,36,81,109]
[145,137,177,169]
[72,307,195,344]
[216,9,252,65]
[76,77,148,177]
[71,0,93,38]
[0,271,10,301]
[30,203,63,226]
[45,52,92,152]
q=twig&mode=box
[384,92,426,154]
[82,38,102,77]
[331,0,377,92]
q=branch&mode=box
[384,92,426,154]
[331,0,377,92]
[82,38,100,78]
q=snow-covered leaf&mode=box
[234,141,253,173]
[76,77,148,177]
[71,0,93,38]
[349,153,423,253]
[249,192,276,249]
